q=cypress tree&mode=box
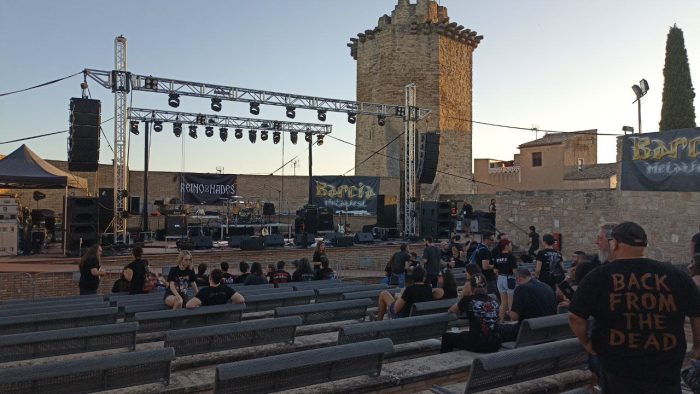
[659,24,696,131]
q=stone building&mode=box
[349,0,483,200]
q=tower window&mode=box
[532,152,542,167]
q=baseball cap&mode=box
[610,222,648,247]
[542,234,556,245]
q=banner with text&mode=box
[180,173,237,204]
[621,128,700,191]
[312,176,379,215]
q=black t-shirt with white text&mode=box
[400,283,434,318]
[493,252,517,276]
[194,285,236,306]
[165,266,196,297]
[569,258,700,383]
[536,248,564,287]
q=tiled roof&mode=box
[563,163,617,180]
[518,130,597,149]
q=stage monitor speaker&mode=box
[68,98,101,172]
[191,235,213,249]
[416,132,440,184]
[264,233,285,247]
[377,194,398,228]
[263,202,275,216]
[318,213,334,232]
[165,215,187,237]
[228,235,251,248]
[294,233,315,246]
[323,232,341,243]
[355,232,374,244]
[333,236,355,247]
[241,237,265,251]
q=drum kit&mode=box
[222,196,265,225]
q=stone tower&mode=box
[349,0,482,199]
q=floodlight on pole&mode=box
[622,126,635,134]
[631,78,649,133]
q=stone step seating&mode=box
[134,304,245,333]
[243,289,315,312]
[338,313,457,345]
[0,297,107,312]
[275,298,373,325]
[234,286,294,296]
[0,300,112,318]
[0,348,175,394]
[0,322,138,363]
[0,307,119,335]
[501,313,574,349]
[410,298,459,317]
[278,279,360,291]
[213,338,395,394]
[314,284,391,303]
[0,294,104,305]
[342,288,388,304]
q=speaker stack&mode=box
[420,201,452,239]
[262,202,275,216]
[241,237,265,251]
[377,194,398,228]
[294,233,315,246]
[165,216,187,237]
[417,132,440,184]
[68,98,101,172]
[317,207,334,232]
[66,197,99,256]
[228,235,251,248]
[264,233,285,247]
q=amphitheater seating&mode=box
[0,297,107,311]
[275,299,373,325]
[123,302,169,321]
[0,301,111,318]
[213,338,394,394]
[0,307,119,335]
[338,313,456,345]
[0,294,104,305]
[0,322,138,363]
[234,286,293,296]
[500,314,573,349]
[409,298,458,317]
[314,284,391,303]
[243,290,315,312]
[341,288,387,304]
[135,304,245,333]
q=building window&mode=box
[577,158,584,171]
[532,152,542,167]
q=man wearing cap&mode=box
[500,268,557,341]
[569,221,700,394]
[535,234,565,290]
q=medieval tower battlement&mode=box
[349,0,483,199]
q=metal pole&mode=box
[638,99,642,133]
[308,137,313,206]
[142,120,150,232]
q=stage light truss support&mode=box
[112,36,129,243]
[404,84,418,238]
[128,108,332,134]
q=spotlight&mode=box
[377,114,386,126]
[305,132,312,143]
[235,128,243,139]
[188,125,198,139]
[168,93,180,108]
[153,121,163,132]
[129,121,140,135]
[196,114,206,125]
[219,127,228,141]
[144,76,158,90]
[260,130,268,141]
[173,122,183,137]
[285,106,296,119]
[273,131,281,144]
[317,134,324,146]
[273,121,281,130]
[211,98,222,112]
[249,130,257,143]
[261,122,271,129]
[347,112,357,124]
[290,131,298,144]
[317,109,327,122]
[205,126,214,138]
[249,102,260,115]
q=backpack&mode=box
[547,250,565,278]
[468,243,488,266]
[142,262,159,293]
[471,297,501,345]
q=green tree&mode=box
[659,24,696,131]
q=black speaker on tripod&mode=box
[68,98,101,172]
[66,197,99,256]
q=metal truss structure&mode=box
[128,108,332,134]
[112,36,129,242]
[404,85,418,238]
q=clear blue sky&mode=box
[1,0,698,176]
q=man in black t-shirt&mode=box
[569,222,700,394]
[422,237,442,288]
[476,232,497,295]
[500,268,557,341]
[692,225,700,260]
[390,243,411,288]
[186,269,245,308]
[233,261,250,284]
[123,246,148,294]
[536,234,564,290]
[220,262,235,284]
[377,266,435,320]
[527,226,539,257]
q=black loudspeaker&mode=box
[304,207,318,234]
[417,132,440,184]
[318,212,334,232]
[165,215,187,237]
[68,98,101,172]
[333,236,355,247]
[66,197,99,256]
[241,237,265,251]
[294,233,315,246]
[97,188,114,234]
[191,235,213,249]
[228,235,251,248]
[323,232,341,243]
[263,202,275,216]
[362,224,376,233]
[355,232,374,244]
[377,194,398,228]
[264,233,285,247]
[129,196,141,214]
[420,201,451,239]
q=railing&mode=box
[488,165,521,174]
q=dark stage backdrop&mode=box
[180,173,237,204]
[621,128,700,192]
[312,176,379,215]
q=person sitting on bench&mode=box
[376,266,435,320]
[186,268,245,309]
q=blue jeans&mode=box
[391,273,406,288]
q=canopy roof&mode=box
[0,144,88,189]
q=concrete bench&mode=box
[230,283,274,291]
[135,303,245,333]
[410,298,458,317]
[234,286,293,296]
[338,312,457,345]
[0,294,104,305]
[243,290,315,312]
[0,348,175,394]
[315,284,391,303]
[0,301,111,318]
[342,288,387,304]
[458,338,587,393]
[501,313,573,349]
[0,307,119,335]
[275,299,373,325]
[123,302,170,321]
[0,297,107,311]
[213,338,394,394]
[164,316,303,356]
[0,322,138,363]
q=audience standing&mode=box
[79,244,105,295]
[690,256,700,288]
[527,226,540,257]
[493,239,518,322]
[470,232,497,296]
[186,268,244,308]
[244,262,268,285]
[389,243,411,287]
[312,241,327,271]
[123,245,148,294]
[535,234,565,290]
[377,266,435,320]
[422,236,442,288]
[164,251,198,309]
[692,225,700,261]
[500,268,557,341]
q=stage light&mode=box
[290,131,298,144]
[153,121,163,132]
[235,128,243,139]
[144,76,158,90]
[130,121,140,135]
[249,102,260,115]
[219,127,228,141]
[273,121,281,130]
[189,125,198,139]
[317,134,324,146]
[168,93,180,108]
[261,130,269,141]
[305,132,312,143]
[317,109,327,122]
[196,114,206,125]
[347,112,357,124]
[249,130,257,143]
[286,106,296,119]
[261,122,271,129]
[273,131,281,144]
[211,98,222,112]
[205,126,214,137]
[377,114,386,126]
[173,122,183,137]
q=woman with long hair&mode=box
[312,241,328,271]
[244,262,268,285]
[432,269,459,300]
[79,244,105,295]
[164,250,199,309]
[292,258,315,282]
[493,239,517,322]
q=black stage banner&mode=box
[180,173,237,204]
[312,176,379,215]
[621,127,700,191]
